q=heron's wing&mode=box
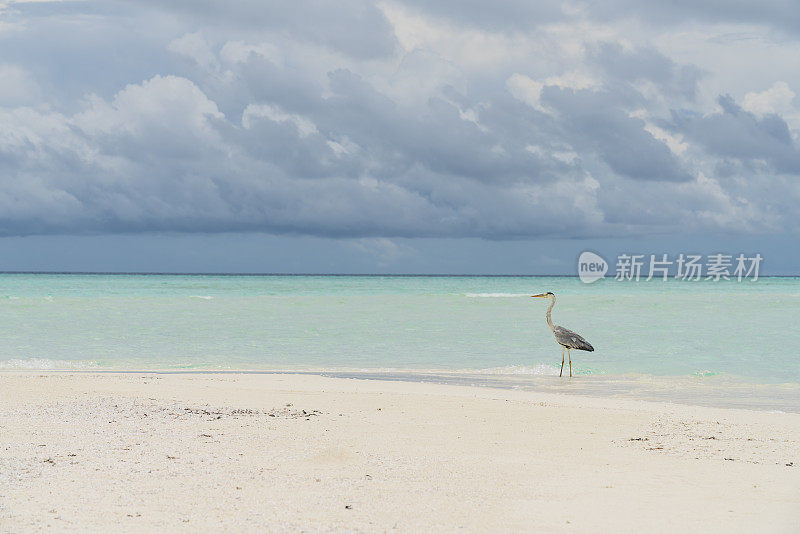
[553,325,594,351]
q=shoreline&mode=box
[1,372,798,532]
[2,367,799,413]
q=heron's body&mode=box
[552,325,594,352]
[531,292,593,377]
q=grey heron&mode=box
[531,292,594,377]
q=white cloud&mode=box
[643,123,689,155]
[506,74,546,112]
[630,110,689,155]
[539,20,618,58]
[241,103,318,137]
[544,71,601,91]
[653,24,800,112]
[742,82,796,115]
[168,32,219,71]
[552,150,580,164]
[507,71,600,113]
[327,136,359,156]
[644,122,689,156]
[380,2,533,67]
[678,172,764,231]
[76,75,224,137]
[372,48,465,108]
[219,40,283,65]
[526,144,580,165]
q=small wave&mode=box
[190,295,214,300]
[465,293,530,298]
[0,358,100,370]
[692,370,720,378]
[471,364,561,376]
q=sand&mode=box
[0,372,798,533]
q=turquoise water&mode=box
[1,274,798,381]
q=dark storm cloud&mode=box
[589,43,703,101]
[541,86,692,182]
[585,0,800,36]
[396,0,800,36]
[0,0,798,239]
[317,69,547,183]
[669,95,800,174]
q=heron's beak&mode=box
[530,293,547,298]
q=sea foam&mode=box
[465,293,530,298]
[0,358,100,370]
[471,364,561,375]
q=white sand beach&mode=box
[0,372,798,533]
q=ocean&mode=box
[1,273,798,410]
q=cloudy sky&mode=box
[1,0,799,273]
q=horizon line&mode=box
[0,271,797,278]
[0,271,577,277]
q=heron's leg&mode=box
[560,346,564,377]
[568,349,572,377]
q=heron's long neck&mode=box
[545,297,555,331]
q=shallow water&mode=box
[1,274,798,409]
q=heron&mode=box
[531,292,594,377]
